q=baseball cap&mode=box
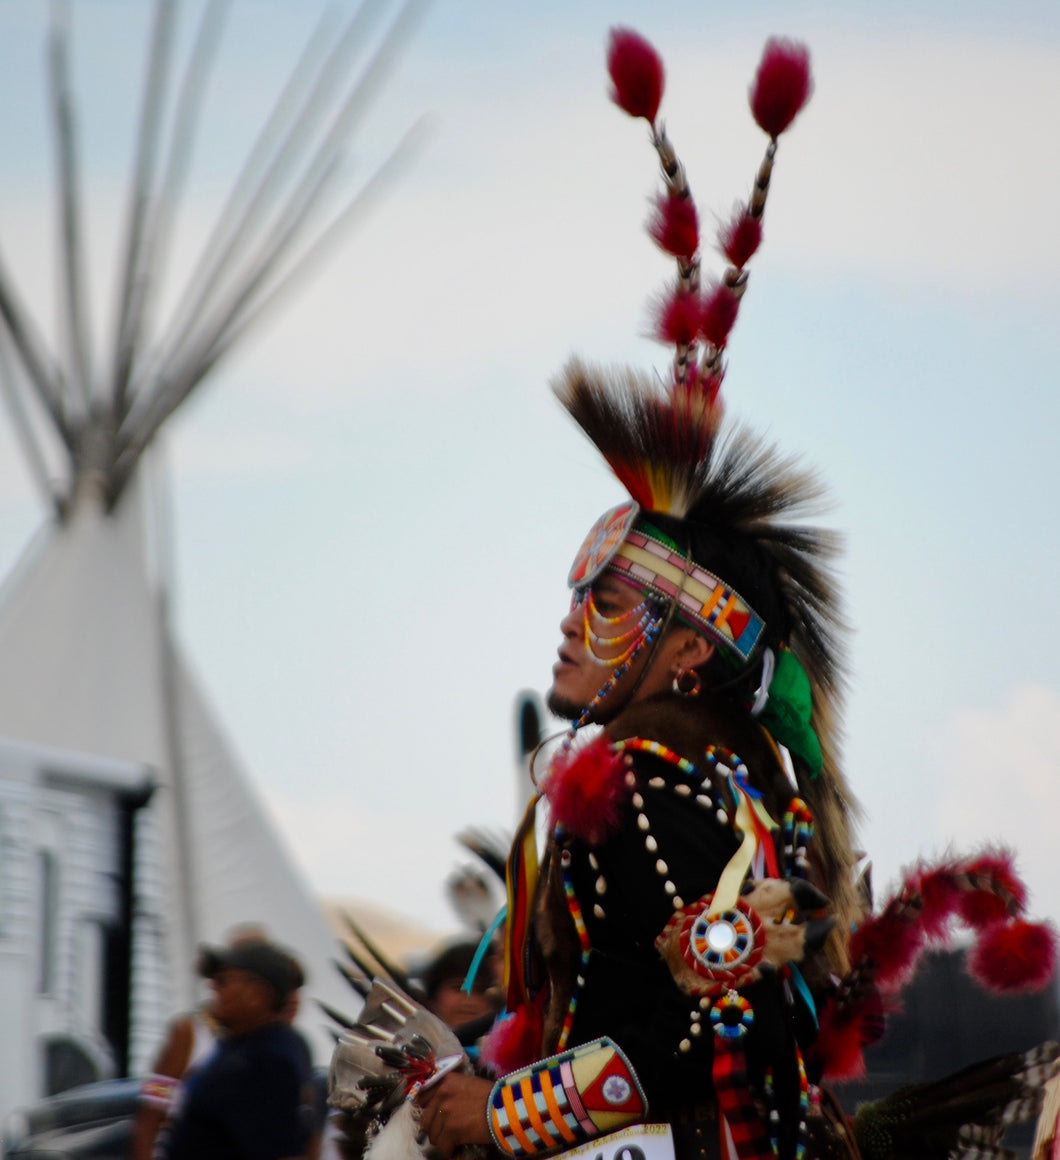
[197,938,305,1002]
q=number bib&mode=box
[555,1124,676,1160]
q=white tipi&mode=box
[0,0,418,1102]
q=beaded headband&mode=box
[568,502,766,663]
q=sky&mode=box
[0,0,1058,944]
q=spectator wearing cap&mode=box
[158,938,314,1160]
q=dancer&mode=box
[411,28,1056,1160]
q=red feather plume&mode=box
[607,28,665,124]
[847,902,927,990]
[717,207,763,269]
[958,850,1026,928]
[656,288,702,346]
[648,191,699,259]
[480,995,545,1076]
[544,735,629,845]
[968,918,1057,994]
[700,283,740,348]
[750,38,813,139]
[814,1013,869,1080]
[907,859,965,940]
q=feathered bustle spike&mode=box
[700,283,740,348]
[969,918,1057,994]
[607,28,665,124]
[750,38,813,139]
[718,206,763,269]
[648,191,699,259]
[655,288,701,347]
[853,1043,1060,1160]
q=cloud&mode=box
[931,685,1060,921]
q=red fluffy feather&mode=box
[700,284,740,348]
[750,38,813,139]
[717,207,762,269]
[607,28,665,124]
[958,850,1026,928]
[813,1013,868,1080]
[544,735,629,845]
[907,860,965,940]
[656,288,702,346]
[848,903,927,990]
[480,998,545,1076]
[648,192,699,259]
[968,918,1057,994]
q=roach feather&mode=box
[607,27,664,124]
[700,283,740,348]
[750,38,813,139]
[717,206,762,269]
[648,191,698,259]
[655,287,701,346]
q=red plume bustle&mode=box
[648,192,699,259]
[907,859,965,941]
[750,38,814,139]
[607,28,665,124]
[819,848,1056,1080]
[957,850,1026,928]
[847,897,927,990]
[968,918,1058,994]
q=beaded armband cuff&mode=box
[488,1037,647,1158]
[139,1072,179,1109]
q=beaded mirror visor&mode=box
[567,502,640,588]
[568,502,766,664]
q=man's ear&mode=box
[673,630,714,671]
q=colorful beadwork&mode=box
[567,502,640,589]
[561,613,664,749]
[556,833,592,1052]
[711,990,754,1039]
[488,1036,647,1158]
[583,600,657,668]
[139,1072,179,1109]
[613,737,700,780]
[763,1048,810,1160]
[686,902,763,978]
[586,589,648,627]
[608,525,765,661]
[782,798,814,879]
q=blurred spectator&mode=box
[158,938,314,1160]
[419,940,502,1041]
